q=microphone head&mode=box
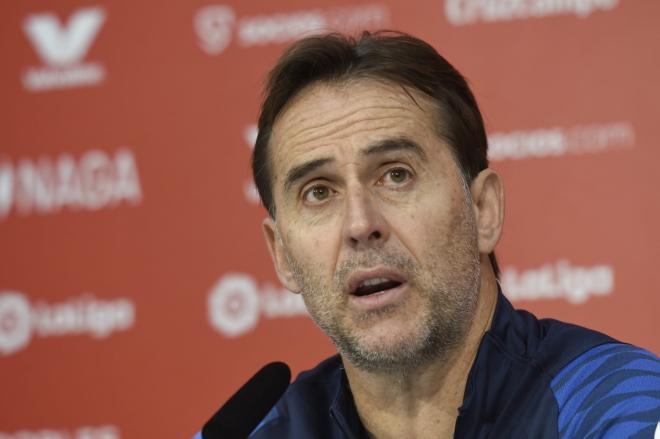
[202,361,291,439]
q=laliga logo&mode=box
[194,5,236,55]
[501,260,614,304]
[208,273,307,337]
[22,6,106,91]
[0,290,135,356]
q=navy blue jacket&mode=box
[246,292,660,438]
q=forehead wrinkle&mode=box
[286,116,413,156]
[278,109,428,167]
[273,80,428,143]
[281,103,419,148]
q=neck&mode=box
[343,261,499,439]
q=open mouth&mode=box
[352,278,403,297]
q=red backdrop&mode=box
[1,1,658,438]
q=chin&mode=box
[338,321,440,373]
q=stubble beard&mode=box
[286,202,481,374]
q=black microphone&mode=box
[202,362,291,439]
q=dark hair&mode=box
[252,30,499,277]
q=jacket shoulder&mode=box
[551,343,660,439]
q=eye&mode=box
[303,184,333,204]
[379,167,412,186]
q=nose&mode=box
[343,187,389,248]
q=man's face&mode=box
[264,79,481,372]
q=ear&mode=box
[470,169,505,254]
[262,217,302,293]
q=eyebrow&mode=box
[284,157,333,193]
[361,137,428,160]
[282,137,427,193]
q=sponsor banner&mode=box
[488,121,635,161]
[22,7,106,92]
[0,148,142,221]
[445,0,619,26]
[0,425,119,439]
[195,3,390,55]
[207,273,307,338]
[501,259,614,304]
[0,291,136,356]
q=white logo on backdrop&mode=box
[0,293,32,356]
[208,273,307,337]
[195,5,236,55]
[0,425,120,439]
[445,0,619,25]
[22,7,106,91]
[0,148,142,221]
[501,260,614,304]
[0,291,136,356]
[195,4,390,55]
[488,121,635,161]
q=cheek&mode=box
[287,225,342,275]
[397,213,442,260]
[385,191,459,261]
